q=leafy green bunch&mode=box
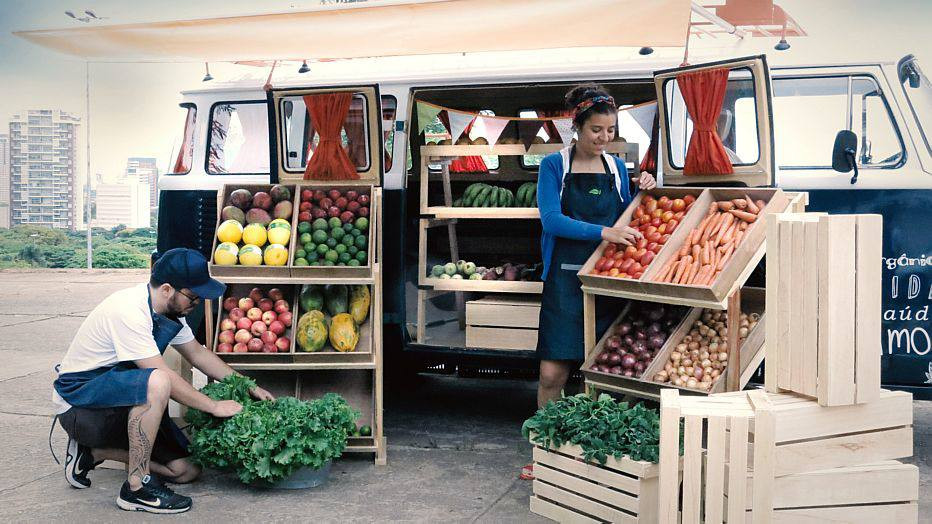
[522,393,661,465]
[185,374,359,484]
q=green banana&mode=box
[490,187,501,207]
[475,185,492,207]
[505,188,514,207]
[464,183,483,201]
[517,182,534,207]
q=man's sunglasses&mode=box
[176,288,201,304]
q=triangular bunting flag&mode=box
[518,120,545,150]
[552,117,575,145]
[625,102,657,136]
[446,110,475,143]
[416,102,443,135]
[472,115,510,146]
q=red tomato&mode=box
[645,199,658,213]
[629,261,644,274]
[613,251,625,260]
[651,208,664,219]
[645,225,658,237]
[651,217,662,227]
[683,194,696,205]
[643,195,655,204]
[662,210,675,222]
[632,271,644,279]
[639,215,651,226]
[674,211,685,220]
[604,244,617,257]
[666,220,678,233]
[660,234,671,244]
[620,258,636,274]
[646,241,658,252]
[657,223,667,235]
[612,258,625,270]
[640,250,655,266]
[636,237,648,250]
[633,207,645,219]
[672,198,686,212]
[624,245,638,257]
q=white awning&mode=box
[14,0,692,63]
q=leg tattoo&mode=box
[127,402,153,485]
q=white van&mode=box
[157,53,932,397]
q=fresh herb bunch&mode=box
[522,393,661,464]
[185,374,359,484]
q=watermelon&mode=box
[300,285,324,313]
[323,285,348,317]
[295,311,328,352]
[329,313,359,352]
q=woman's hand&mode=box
[601,226,642,246]
[637,171,657,190]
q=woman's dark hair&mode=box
[565,83,616,127]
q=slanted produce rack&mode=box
[580,191,808,400]
[413,142,638,351]
[206,183,386,465]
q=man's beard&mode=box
[166,295,192,318]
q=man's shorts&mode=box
[58,406,190,465]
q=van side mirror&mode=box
[832,130,859,184]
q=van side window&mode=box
[169,104,196,175]
[898,58,932,157]
[424,109,499,171]
[280,93,370,172]
[206,101,270,174]
[773,75,904,169]
[518,109,551,168]
[381,95,397,171]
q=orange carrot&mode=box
[755,199,767,211]
[717,243,735,270]
[685,259,701,284]
[714,214,735,247]
[692,243,701,261]
[744,194,760,214]
[708,202,719,215]
[694,215,712,245]
[721,223,737,244]
[704,212,724,243]
[656,256,678,283]
[734,229,745,246]
[717,201,735,212]
[731,198,748,210]
[695,264,714,286]
[672,257,689,284]
[677,256,695,284]
[730,209,757,223]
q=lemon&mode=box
[238,244,264,266]
[216,220,243,244]
[263,244,289,266]
[268,218,291,231]
[214,242,239,265]
[242,223,267,247]
[267,226,290,246]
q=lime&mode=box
[295,249,306,259]
[325,238,338,249]
[355,217,369,231]
[341,235,355,247]
[325,250,339,263]
[311,229,328,244]
[335,244,347,254]
[348,245,359,256]
[300,232,313,245]
[339,252,351,263]
[316,244,329,255]
[355,235,367,250]
[350,228,361,237]
[297,221,311,234]
[355,251,367,264]
[312,218,328,231]
[348,259,360,267]
[359,425,372,437]
[331,227,345,240]
[328,217,342,230]
[294,257,308,266]
[343,222,354,232]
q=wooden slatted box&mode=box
[465,294,541,351]
[529,441,660,523]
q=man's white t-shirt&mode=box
[52,283,195,414]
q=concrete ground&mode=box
[0,269,927,522]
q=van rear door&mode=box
[654,55,775,187]
[269,85,384,185]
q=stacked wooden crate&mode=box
[465,295,540,351]
[656,213,918,524]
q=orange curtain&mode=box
[343,97,367,168]
[679,68,734,175]
[639,110,659,175]
[303,93,358,180]
[172,108,196,173]
[538,108,571,143]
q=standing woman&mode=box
[535,84,656,407]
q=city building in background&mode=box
[94,175,150,229]
[0,133,9,228]
[125,157,158,209]
[9,110,80,230]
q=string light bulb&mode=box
[298,60,310,74]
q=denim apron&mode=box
[537,147,627,361]
[54,288,190,450]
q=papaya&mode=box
[329,313,360,352]
[323,284,348,316]
[300,285,324,313]
[295,311,328,352]
[348,285,370,324]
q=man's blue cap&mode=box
[151,248,226,300]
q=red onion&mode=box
[634,361,646,373]
[623,335,636,347]
[632,340,648,354]
[623,369,635,377]
[636,331,648,340]
[621,354,637,369]
[609,365,623,375]
[617,322,632,335]
[648,322,662,334]
[608,353,623,365]
[597,352,611,364]
[648,333,667,349]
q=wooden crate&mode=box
[208,184,296,279]
[211,283,299,360]
[530,441,660,524]
[579,188,792,309]
[465,295,540,328]
[765,213,882,406]
[724,461,919,523]
[288,184,378,280]
[466,326,537,351]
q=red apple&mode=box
[218,330,235,344]
[311,208,328,220]
[238,297,254,311]
[219,318,236,332]
[233,342,248,353]
[236,317,253,331]
[229,307,245,322]
[247,338,264,352]
[261,330,278,344]
[262,343,278,353]
[249,287,264,303]
[274,299,289,314]
[358,206,369,218]
[275,336,291,352]
[278,311,293,327]
[222,296,238,311]
[268,288,284,301]
[250,321,267,336]
[340,211,355,224]
[345,190,358,201]
[328,206,341,218]
[247,307,263,321]
[301,189,313,202]
[357,194,370,205]
[262,310,277,325]
[234,329,252,344]
[335,197,348,210]
[319,197,333,209]
[299,201,313,212]
[258,298,274,312]
[269,320,286,336]
[347,201,361,213]
[298,211,312,222]
[217,342,233,353]
[328,189,341,200]
[312,190,326,202]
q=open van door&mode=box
[269,85,384,185]
[654,56,775,187]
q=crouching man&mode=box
[52,248,274,514]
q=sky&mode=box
[0,0,930,188]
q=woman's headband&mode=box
[573,95,616,119]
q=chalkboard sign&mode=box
[806,189,931,397]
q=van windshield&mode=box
[900,57,932,157]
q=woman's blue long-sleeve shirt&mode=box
[537,152,635,280]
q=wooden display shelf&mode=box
[420,142,639,158]
[427,207,540,220]
[582,288,765,401]
[209,283,299,358]
[579,188,792,309]
[421,277,543,294]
